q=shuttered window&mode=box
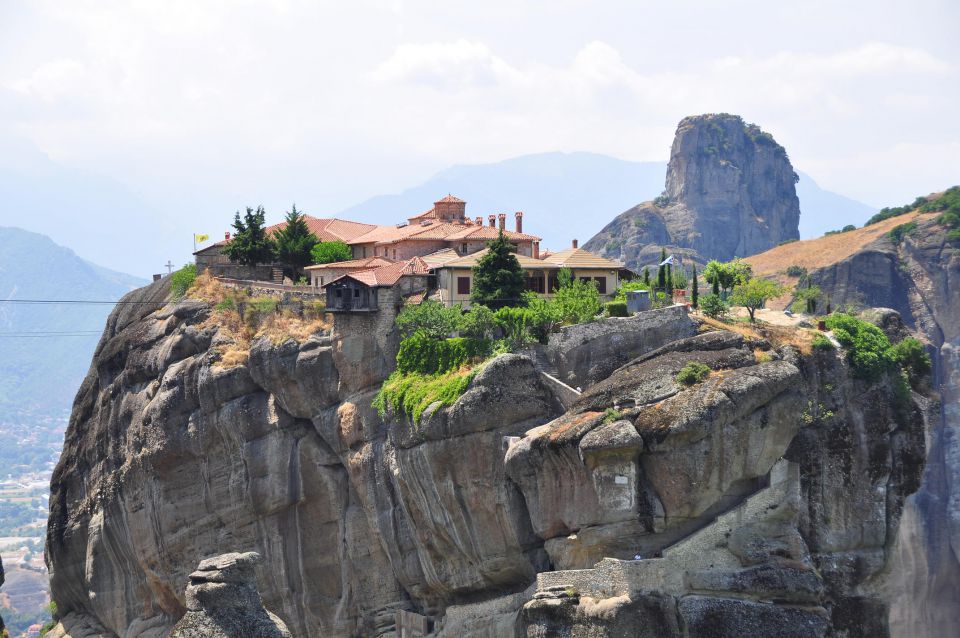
[457,277,471,295]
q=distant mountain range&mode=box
[339,152,876,251]
[0,227,145,415]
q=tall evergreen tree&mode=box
[642,267,650,287]
[274,204,319,281]
[666,264,673,295]
[657,248,667,291]
[224,206,276,266]
[691,264,699,308]
[471,231,526,309]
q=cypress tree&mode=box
[471,231,526,309]
[643,267,650,286]
[657,248,667,291]
[224,205,276,266]
[691,264,699,308]
[274,204,319,281]
[666,264,673,295]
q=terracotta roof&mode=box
[444,225,541,242]
[304,256,393,271]
[420,248,462,268]
[264,215,377,243]
[326,257,429,288]
[539,247,624,269]
[439,248,552,270]
[436,194,465,203]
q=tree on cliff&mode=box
[224,206,276,266]
[730,277,784,322]
[472,231,526,309]
[311,240,352,265]
[274,205,319,281]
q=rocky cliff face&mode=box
[798,218,960,637]
[45,278,928,637]
[584,114,801,268]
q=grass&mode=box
[676,362,711,386]
[373,363,485,423]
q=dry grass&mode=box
[745,212,937,277]
[697,313,817,356]
[187,271,232,304]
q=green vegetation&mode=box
[786,265,807,278]
[703,258,752,296]
[653,192,670,207]
[396,333,491,375]
[605,300,628,317]
[811,335,835,351]
[460,303,497,340]
[396,301,464,339]
[552,268,602,324]
[729,277,785,322]
[890,337,932,387]
[373,366,482,422]
[691,264,699,309]
[824,224,857,236]
[602,407,624,423]
[494,306,537,350]
[698,293,728,319]
[888,221,918,245]
[224,205,276,266]
[614,280,650,302]
[676,362,711,386]
[274,204,319,280]
[170,263,197,299]
[824,313,896,381]
[471,231,526,309]
[311,240,353,264]
[791,283,822,315]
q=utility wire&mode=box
[0,299,165,305]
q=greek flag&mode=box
[659,254,674,266]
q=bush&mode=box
[311,240,353,264]
[553,269,602,324]
[373,367,481,422]
[524,294,563,343]
[676,362,711,386]
[811,335,835,351]
[890,337,931,386]
[461,304,497,340]
[605,300,629,317]
[395,301,463,339]
[495,306,536,350]
[602,407,623,423]
[243,296,277,325]
[888,221,918,244]
[698,293,728,319]
[396,333,491,375]
[170,263,197,299]
[824,313,895,381]
[614,280,650,302]
[786,265,807,278]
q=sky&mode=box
[0,0,957,275]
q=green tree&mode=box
[554,268,602,323]
[461,304,497,340]
[665,263,673,295]
[395,300,463,339]
[691,264,699,309]
[472,231,526,309]
[274,204,319,280]
[703,258,752,296]
[657,248,667,291]
[311,240,353,264]
[730,277,785,322]
[699,293,727,318]
[791,282,822,315]
[642,267,650,287]
[224,206,276,266]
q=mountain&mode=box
[795,172,877,238]
[585,114,803,269]
[0,227,146,415]
[0,138,176,278]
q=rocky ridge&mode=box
[584,113,801,269]
[42,273,931,637]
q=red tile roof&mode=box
[304,256,393,271]
[436,194,465,203]
[264,216,376,243]
[328,257,429,288]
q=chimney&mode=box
[488,214,496,227]
[225,231,231,241]
[476,216,483,226]
[572,239,578,249]
[533,241,540,260]
[498,213,506,231]
[515,211,523,233]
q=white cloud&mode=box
[372,39,522,89]
[10,59,87,102]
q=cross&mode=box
[165,261,175,275]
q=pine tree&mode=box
[691,264,699,308]
[643,267,650,286]
[224,206,276,266]
[471,231,526,309]
[274,204,319,281]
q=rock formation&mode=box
[168,552,291,638]
[1,560,6,638]
[43,271,930,637]
[584,113,801,268]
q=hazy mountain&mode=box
[340,152,876,251]
[0,138,177,278]
[0,227,146,415]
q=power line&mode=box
[0,299,164,305]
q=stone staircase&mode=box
[534,459,800,599]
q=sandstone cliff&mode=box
[584,114,801,268]
[745,211,960,638]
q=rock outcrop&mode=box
[1,560,5,638]
[585,113,801,268]
[168,552,291,638]
[44,275,929,637]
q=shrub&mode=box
[605,300,629,317]
[699,293,728,319]
[243,297,278,326]
[461,304,497,340]
[614,280,650,302]
[395,300,463,339]
[170,263,197,299]
[396,333,491,375]
[676,362,711,387]
[602,407,623,423]
[373,366,481,422]
[786,265,807,278]
[890,337,931,386]
[524,294,563,343]
[888,221,918,244]
[495,306,536,350]
[824,313,895,380]
[811,334,835,351]
[311,240,353,264]
[553,269,603,324]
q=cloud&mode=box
[10,59,87,102]
[372,39,522,89]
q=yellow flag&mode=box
[194,233,210,243]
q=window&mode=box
[353,288,360,298]
[594,277,607,294]
[525,275,545,293]
[461,243,468,254]
[457,276,471,295]
[335,289,342,298]
[393,249,397,260]
[548,275,559,293]
[361,247,367,258]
